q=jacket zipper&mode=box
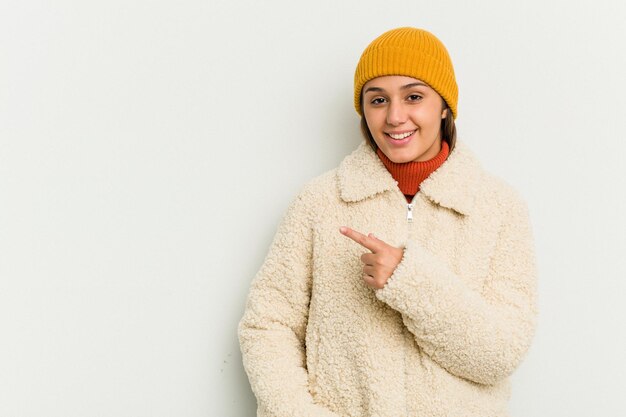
[403,192,419,223]
[398,189,419,416]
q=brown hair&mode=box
[359,96,457,154]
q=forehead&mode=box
[363,75,433,92]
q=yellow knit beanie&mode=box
[354,27,458,119]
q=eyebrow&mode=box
[363,82,428,94]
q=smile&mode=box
[386,130,416,140]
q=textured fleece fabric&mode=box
[238,139,538,417]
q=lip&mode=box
[384,129,416,146]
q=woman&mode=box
[238,27,538,417]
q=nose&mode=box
[386,101,407,126]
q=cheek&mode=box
[364,110,382,131]
[362,111,381,144]
[411,110,441,129]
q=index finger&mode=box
[339,226,380,252]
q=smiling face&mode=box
[362,75,448,163]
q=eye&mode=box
[370,97,386,105]
[407,94,423,101]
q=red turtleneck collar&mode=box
[376,140,450,202]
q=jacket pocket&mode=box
[305,322,321,397]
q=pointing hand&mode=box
[339,226,404,290]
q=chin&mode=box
[384,149,417,164]
[389,156,413,163]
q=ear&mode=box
[441,108,448,119]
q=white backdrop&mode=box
[1,1,625,416]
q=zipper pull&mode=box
[407,203,413,222]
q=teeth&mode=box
[388,131,415,140]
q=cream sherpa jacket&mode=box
[238,139,538,417]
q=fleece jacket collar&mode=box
[337,139,484,216]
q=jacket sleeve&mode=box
[237,187,340,417]
[374,194,538,386]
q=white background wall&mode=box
[1,1,625,416]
